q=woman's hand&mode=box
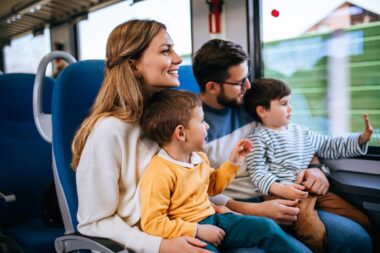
[229,139,253,164]
[159,236,212,253]
[226,198,300,225]
[196,224,225,247]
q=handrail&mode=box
[33,51,76,143]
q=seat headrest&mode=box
[0,73,54,121]
[178,65,200,94]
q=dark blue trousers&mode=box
[198,213,300,253]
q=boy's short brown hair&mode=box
[244,78,291,122]
[141,89,202,146]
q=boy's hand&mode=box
[196,224,225,247]
[270,182,308,200]
[229,139,253,164]
[359,114,373,144]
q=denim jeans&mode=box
[228,210,372,253]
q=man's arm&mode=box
[225,198,300,225]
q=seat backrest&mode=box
[52,60,105,233]
[177,65,200,94]
[0,73,54,226]
[52,62,199,233]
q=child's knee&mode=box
[256,217,284,235]
[356,213,372,233]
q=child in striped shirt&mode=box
[243,78,373,253]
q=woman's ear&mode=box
[129,59,142,78]
[173,125,186,142]
[205,81,220,95]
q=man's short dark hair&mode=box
[141,89,202,146]
[193,39,249,92]
[244,78,291,122]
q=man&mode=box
[192,39,372,253]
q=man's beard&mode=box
[216,87,244,108]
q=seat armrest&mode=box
[55,233,132,253]
[0,188,16,202]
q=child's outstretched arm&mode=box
[228,139,253,164]
[310,114,371,159]
[207,139,252,196]
[359,114,373,144]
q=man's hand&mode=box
[196,224,225,247]
[159,236,212,253]
[226,199,300,225]
[269,182,308,200]
[296,168,329,195]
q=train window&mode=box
[262,0,380,149]
[78,0,192,64]
[3,28,52,75]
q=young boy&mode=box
[139,89,302,253]
[244,78,373,253]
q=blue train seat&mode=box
[45,60,127,252]
[0,73,63,253]
[177,64,200,94]
[43,60,200,252]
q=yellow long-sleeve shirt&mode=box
[140,151,239,239]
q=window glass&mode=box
[262,0,380,147]
[79,0,191,64]
[4,28,52,75]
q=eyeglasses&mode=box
[216,74,250,88]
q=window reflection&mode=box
[4,28,51,75]
[78,0,192,64]
[262,0,380,147]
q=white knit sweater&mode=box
[76,116,162,253]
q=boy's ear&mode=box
[173,125,186,141]
[205,81,220,95]
[256,106,267,119]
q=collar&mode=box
[158,149,203,168]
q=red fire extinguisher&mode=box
[206,0,224,34]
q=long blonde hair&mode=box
[71,19,166,169]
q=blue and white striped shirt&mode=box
[246,123,368,195]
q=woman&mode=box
[71,19,210,253]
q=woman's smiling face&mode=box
[135,28,182,94]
